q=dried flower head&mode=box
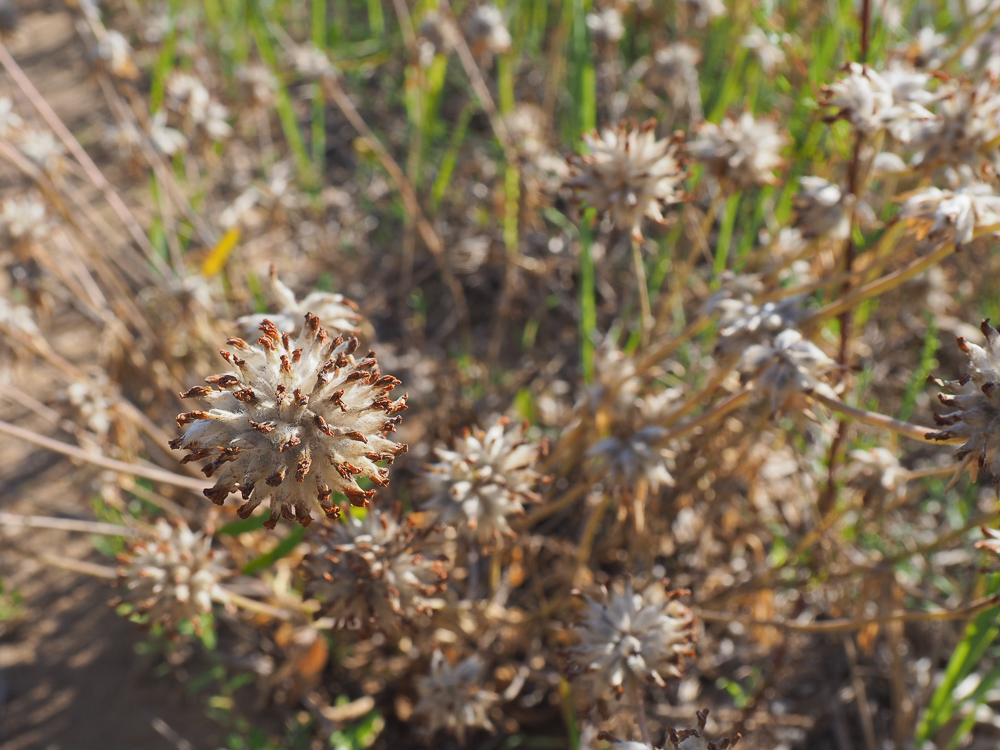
[290,43,336,80]
[304,509,446,633]
[793,176,854,241]
[414,652,498,742]
[739,329,837,415]
[586,8,625,44]
[741,26,786,75]
[645,43,702,120]
[18,129,65,172]
[1,197,47,242]
[588,425,675,491]
[687,113,786,190]
[899,173,1000,247]
[417,11,459,67]
[822,62,934,140]
[912,77,1000,174]
[928,319,1000,487]
[114,519,229,635]
[422,417,545,542]
[166,73,231,141]
[170,313,408,528]
[97,30,139,79]
[683,0,725,27]
[567,120,687,241]
[665,709,742,750]
[236,272,361,337]
[0,97,23,137]
[977,525,1000,557]
[467,4,512,55]
[149,110,188,156]
[236,64,277,107]
[571,582,695,699]
[712,292,804,360]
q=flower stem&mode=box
[629,676,653,747]
[812,392,962,444]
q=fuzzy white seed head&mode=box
[171,313,408,528]
[739,329,837,415]
[414,652,498,743]
[114,519,229,635]
[422,417,545,543]
[304,509,446,634]
[567,120,687,241]
[571,582,695,700]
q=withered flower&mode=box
[171,313,408,528]
[567,120,687,241]
[422,417,545,542]
[928,319,1000,487]
[236,272,361,337]
[414,652,498,743]
[665,709,742,750]
[113,519,229,636]
[899,175,1000,247]
[571,582,695,700]
[739,329,837,416]
[304,509,446,634]
[687,113,786,191]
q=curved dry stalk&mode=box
[0,536,118,579]
[697,592,1000,633]
[0,41,170,278]
[0,511,141,537]
[0,418,210,492]
[515,477,596,531]
[812,391,962,444]
[656,387,752,446]
[215,588,296,621]
[637,313,713,374]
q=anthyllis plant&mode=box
[8,0,1000,748]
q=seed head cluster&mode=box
[171,313,407,528]
[114,519,229,635]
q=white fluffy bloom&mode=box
[291,43,336,79]
[1,197,47,241]
[305,509,446,633]
[586,8,625,44]
[414,653,498,742]
[912,77,1000,175]
[236,275,361,338]
[899,176,1000,247]
[170,314,408,528]
[114,519,229,635]
[0,97,23,137]
[645,43,702,119]
[572,582,695,699]
[97,30,138,79]
[792,176,853,241]
[166,73,231,140]
[741,26,785,75]
[150,110,188,156]
[422,417,545,542]
[823,62,934,141]
[467,4,512,55]
[18,129,64,172]
[687,113,786,190]
[567,120,687,241]
[739,329,837,415]
[928,319,1000,487]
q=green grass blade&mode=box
[241,526,307,574]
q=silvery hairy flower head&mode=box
[97,30,138,79]
[665,709,742,750]
[467,4,512,55]
[414,652,498,743]
[709,280,805,360]
[304,508,446,634]
[149,110,187,156]
[899,171,1000,247]
[741,26,786,75]
[586,8,625,45]
[566,120,687,241]
[170,313,408,528]
[587,387,683,492]
[571,582,695,699]
[793,176,854,241]
[165,73,231,141]
[739,329,837,416]
[113,519,229,635]
[236,272,361,338]
[823,62,934,141]
[687,113,786,191]
[912,77,1000,174]
[18,129,65,173]
[645,43,702,120]
[422,417,545,542]
[928,319,1000,487]
[1,197,47,243]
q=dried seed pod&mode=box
[113,519,229,636]
[739,329,838,416]
[171,313,407,528]
[422,417,545,542]
[666,709,742,750]
[928,318,1000,488]
[566,120,687,242]
[687,113,786,191]
[304,509,446,634]
[571,582,695,700]
[413,652,498,743]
